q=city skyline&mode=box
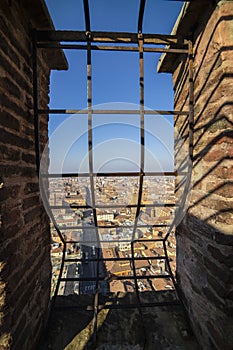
[49,175,176,296]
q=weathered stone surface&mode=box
[41,293,199,350]
[172,1,233,349]
[0,1,66,349]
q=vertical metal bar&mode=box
[130,36,146,347]
[32,30,40,176]
[87,39,100,341]
[83,0,91,33]
[138,0,146,34]
[132,36,145,242]
[188,40,194,162]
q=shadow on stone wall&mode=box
[174,7,233,349]
[176,214,233,350]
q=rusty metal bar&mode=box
[37,42,189,54]
[55,224,169,231]
[38,108,189,115]
[83,0,100,335]
[129,35,146,344]
[64,256,167,263]
[64,237,165,244]
[35,30,189,46]
[51,203,176,210]
[55,225,169,230]
[86,30,100,339]
[188,40,194,162]
[83,0,91,33]
[43,171,176,177]
[73,203,176,208]
[61,238,166,245]
[138,0,146,33]
[61,274,171,282]
[137,39,145,325]
[63,240,163,245]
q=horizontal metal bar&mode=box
[42,171,177,177]
[64,238,165,243]
[54,300,180,311]
[51,203,176,210]
[55,224,169,231]
[64,256,166,263]
[73,203,175,209]
[38,109,189,116]
[60,274,171,282]
[35,30,189,46]
[37,43,188,54]
[52,205,92,210]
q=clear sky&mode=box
[44,0,184,174]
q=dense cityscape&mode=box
[49,176,177,296]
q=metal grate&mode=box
[33,0,194,344]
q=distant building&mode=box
[97,211,114,222]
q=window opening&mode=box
[33,0,194,344]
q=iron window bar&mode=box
[83,0,91,33]
[52,227,172,233]
[83,0,102,338]
[61,237,167,244]
[60,275,173,282]
[34,30,189,46]
[51,224,170,230]
[63,238,166,244]
[37,43,188,54]
[38,109,189,115]
[58,222,171,228]
[138,0,146,34]
[50,203,176,209]
[32,0,194,343]
[129,36,146,342]
[41,171,177,177]
[64,256,167,263]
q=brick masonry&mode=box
[171,1,233,349]
[0,1,67,349]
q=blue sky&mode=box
[44,0,184,173]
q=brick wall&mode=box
[0,1,67,349]
[172,1,233,349]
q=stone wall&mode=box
[0,1,67,349]
[171,1,233,349]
